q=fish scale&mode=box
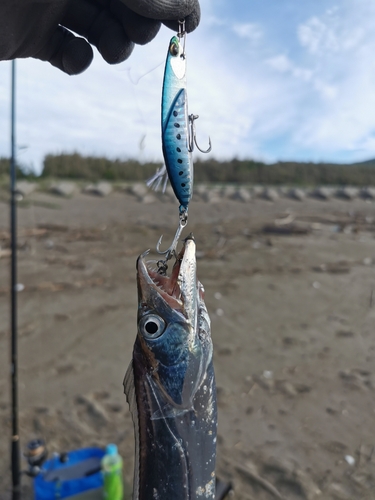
[162,89,192,210]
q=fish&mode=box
[124,235,217,499]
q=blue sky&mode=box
[1,0,375,173]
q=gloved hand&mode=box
[0,0,200,75]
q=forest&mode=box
[1,153,375,186]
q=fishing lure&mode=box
[148,21,211,267]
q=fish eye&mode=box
[140,314,166,339]
[169,42,179,57]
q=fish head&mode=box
[135,235,212,412]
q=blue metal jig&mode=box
[150,20,211,267]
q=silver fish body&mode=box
[124,237,217,499]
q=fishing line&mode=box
[126,61,164,86]
[125,63,163,160]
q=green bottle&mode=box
[101,444,123,500]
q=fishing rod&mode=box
[10,59,21,500]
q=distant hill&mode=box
[350,158,375,167]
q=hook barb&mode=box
[188,114,212,154]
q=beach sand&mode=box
[1,188,375,499]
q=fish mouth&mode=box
[137,235,196,312]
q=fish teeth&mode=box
[153,279,166,292]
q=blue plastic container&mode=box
[34,447,105,500]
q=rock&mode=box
[276,380,298,397]
[288,188,306,201]
[83,182,112,196]
[233,188,251,202]
[15,181,37,197]
[50,182,76,197]
[336,187,359,200]
[203,189,221,203]
[277,186,289,197]
[253,373,275,392]
[221,185,236,199]
[344,455,355,466]
[262,188,279,201]
[140,193,157,204]
[130,183,148,199]
[251,185,263,198]
[113,182,129,192]
[360,187,375,200]
[311,187,334,200]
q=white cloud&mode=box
[266,55,313,82]
[312,79,337,100]
[298,16,339,54]
[291,2,375,157]
[266,55,292,73]
[298,7,368,55]
[232,23,263,41]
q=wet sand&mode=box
[1,188,375,499]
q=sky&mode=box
[1,0,375,173]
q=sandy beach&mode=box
[1,186,375,499]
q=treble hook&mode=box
[188,114,212,153]
[156,211,188,263]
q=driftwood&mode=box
[234,461,285,499]
[262,223,311,235]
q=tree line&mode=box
[2,153,375,186]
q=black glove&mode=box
[0,0,200,75]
